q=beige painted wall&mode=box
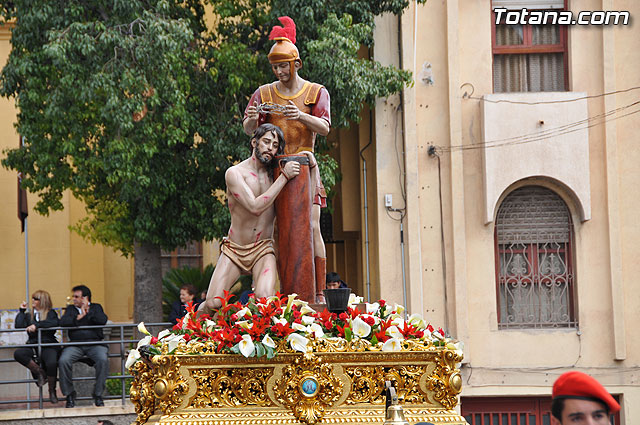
[370,0,640,420]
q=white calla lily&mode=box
[299,305,315,315]
[292,299,309,308]
[158,329,171,340]
[125,349,141,369]
[272,317,288,326]
[236,320,252,330]
[265,295,279,304]
[390,317,405,328]
[165,334,185,353]
[285,293,297,314]
[382,338,403,352]
[308,323,324,338]
[204,319,216,332]
[262,334,276,349]
[386,326,404,340]
[432,329,445,340]
[137,322,151,335]
[239,335,256,358]
[348,294,363,307]
[392,303,405,316]
[366,302,380,314]
[301,315,315,325]
[236,307,251,319]
[287,333,309,353]
[292,322,307,332]
[351,317,371,338]
[408,314,426,330]
[181,313,191,330]
[136,335,152,349]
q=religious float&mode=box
[127,293,468,425]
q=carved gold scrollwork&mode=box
[129,348,466,425]
[344,365,429,405]
[152,355,189,414]
[130,361,157,425]
[313,338,365,352]
[385,365,428,404]
[274,353,343,424]
[188,367,275,408]
[428,349,463,409]
[344,366,386,404]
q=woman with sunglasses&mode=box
[14,290,61,403]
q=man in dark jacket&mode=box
[59,285,109,408]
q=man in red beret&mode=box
[551,371,620,425]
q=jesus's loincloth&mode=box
[221,237,276,274]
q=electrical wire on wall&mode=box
[431,83,640,154]
[381,13,411,318]
[427,145,449,331]
[359,104,374,302]
[464,84,640,105]
[386,104,407,223]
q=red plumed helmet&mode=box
[267,16,300,65]
[269,16,296,44]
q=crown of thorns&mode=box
[256,102,288,115]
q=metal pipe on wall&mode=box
[359,49,375,303]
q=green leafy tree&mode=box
[0,0,423,323]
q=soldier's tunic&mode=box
[244,82,331,207]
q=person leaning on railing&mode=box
[13,290,61,404]
[59,284,108,408]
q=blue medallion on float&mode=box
[301,376,318,397]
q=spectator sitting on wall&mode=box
[13,290,61,404]
[168,284,201,324]
[59,284,109,408]
[326,272,348,289]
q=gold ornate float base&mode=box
[143,407,466,424]
[130,348,469,425]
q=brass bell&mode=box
[384,404,410,425]
[383,384,410,425]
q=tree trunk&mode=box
[133,241,163,325]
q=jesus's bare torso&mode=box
[226,157,276,246]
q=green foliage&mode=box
[162,264,214,319]
[0,0,422,256]
[105,372,133,396]
[307,14,412,129]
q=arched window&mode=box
[495,186,576,328]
